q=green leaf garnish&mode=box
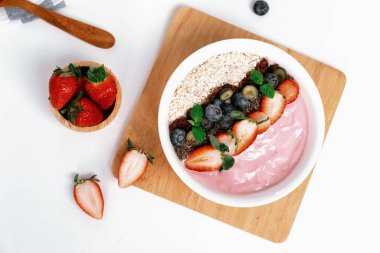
[230,110,246,120]
[260,84,275,98]
[192,126,206,143]
[250,70,264,85]
[188,120,195,126]
[191,104,203,125]
[221,155,235,171]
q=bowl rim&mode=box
[158,38,325,207]
[50,61,122,133]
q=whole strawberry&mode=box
[64,94,104,127]
[85,65,117,110]
[49,63,81,110]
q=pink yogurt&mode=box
[188,96,308,194]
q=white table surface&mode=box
[1,0,379,252]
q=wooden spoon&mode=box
[0,0,115,48]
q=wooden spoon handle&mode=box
[5,0,115,48]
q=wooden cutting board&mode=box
[112,7,346,242]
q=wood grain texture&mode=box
[112,7,346,242]
[0,0,115,49]
[51,61,122,132]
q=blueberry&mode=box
[201,118,214,130]
[220,102,236,114]
[219,114,234,130]
[205,104,223,122]
[232,93,250,110]
[213,98,223,106]
[264,73,280,88]
[253,0,269,16]
[170,128,186,147]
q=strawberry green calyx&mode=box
[127,138,155,164]
[53,63,81,79]
[60,92,84,124]
[74,174,100,186]
[86,65,108,83]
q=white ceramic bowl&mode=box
[158,39,325,207]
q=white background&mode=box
[0,0,379,252]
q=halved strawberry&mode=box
[277,80,299,104]
[260,91,286,124]
[118,139,154,188]
[216,133,237,156]
[231,119,258,155]
[73,174,104,220]
[185,146,222,172]
[247,111,270,134]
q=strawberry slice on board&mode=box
[185,145,223,172]
[231,119,258,155]
[85,65,117,110]
[277,79,299,104]
[260,91,286,125]
[247,111,270,134]
[73,174,104,220]
[118,139,154,188]
[216,133,237,156]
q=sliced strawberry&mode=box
[277,80,299,104]
[231,119,258,155]
[73,174,104,219]
[260,91,286,124]
[118,150,148,188]
[185,146,222,172]
[247,111,270,134]
[216,133,237,156]
[118,139,154,188]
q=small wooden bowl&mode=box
[51,61,122,132]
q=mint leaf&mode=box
[221,155,235,171]
[260,84,275,98]
[230,110,246,120]
[192,126,206,143]
[191,104,203,125]
[188,120,195,126]
[250,70,264,85]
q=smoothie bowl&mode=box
[158,39,324,207]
